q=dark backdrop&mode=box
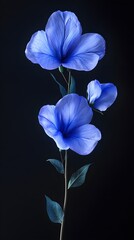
[1,1,133,240]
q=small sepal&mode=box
[59,66,64,73]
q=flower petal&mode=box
[87,80,102,104]
[34,53,60,70]
[51,132,69,150]
[94,83,118,111]
[66,124,101,155]
[25,31,52,61]
[25,31,60,69]
[45,11,82,60]
[45,11,65,59]
[62,11,82,57]
[62,53,99,71]
[38,105,69,150]
[56,94,93,132]
[38,105,58,137]
[73,33,106,59]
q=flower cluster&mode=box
[25,10,117,240]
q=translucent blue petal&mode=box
[45,11,65,59]
[56,94,93,132]
[38,105,69,149]
[62,53,99,71]
[66,124,101,155]
[94,83,118,111]
[87,80,102,104]
[25,31,60,69]
[38,105,58,137]
[62,11,82,57]
[52,132,69,150]
[72,33,106,59]
[25,31,52,61]
[46,11,82,60]
[35,53,60,70]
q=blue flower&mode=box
[87,80,117,111]
[25,10,105,71]
[38,94,101,155]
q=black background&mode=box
[1,1,133,240]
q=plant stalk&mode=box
[67,70,71,94]
[59,150,68,240]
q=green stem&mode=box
[59,150,68,240]
[59,149,64,164]
[92,107,104,115]
[88,101,104,115]
[67,69,71,94]
[60,71,68,84]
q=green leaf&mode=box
[68,164,92,189]
[45,196,64,224]
[50,73,66,97]
[69,75,76,93]
[47,159,64,174]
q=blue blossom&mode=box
[87,80,117,111]
[25,10,105,71]
[38,94,101,155]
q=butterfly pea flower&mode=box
[38,94,101,155]
[25,10,105,71]
[87,80,117,111]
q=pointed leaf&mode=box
[47,159,64,174]
[50,73,66,96]
[69,75,76,93]
[45,196,64,224]
[68,164,92,189]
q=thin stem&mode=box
[59,149,64,164]
[63,150,68,211]
[60,71,68,84]
[59,150,68,240]
[67,69,71,94]
[88,101,104,115]
[92,107,104,115]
